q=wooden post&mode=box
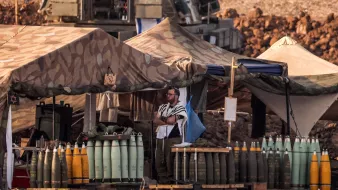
[15,0,18,25]
[227,57,238,143]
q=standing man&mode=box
[153,87,188,184]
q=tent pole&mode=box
[150,121,154,179]
[284,78,290,136]
[53,96,56,140]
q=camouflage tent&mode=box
[245,36,338,135]
[0,21,288,153]
[3,18,288,134]
[0,23,207,152]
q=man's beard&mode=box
[168,98,176,104]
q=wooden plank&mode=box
[148,184,245,189]
[148,184,193,189]
[202,184,229,188]
[170,147,229,153]
[202,184,244,188]
[27,188,85,190]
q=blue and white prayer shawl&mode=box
[135,18,164,34]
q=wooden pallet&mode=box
[27,189,86,190]
[148,184,244,189]
[170,147,229,153]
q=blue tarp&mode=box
[206,59,284,76]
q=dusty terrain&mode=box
[218,0,337,22]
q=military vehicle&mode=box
[37,0,242,49]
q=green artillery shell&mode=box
[315,138,321,167]
[274,149,281,188]
[227,148,235,184]
[283,136,292,168]
[239,142,247,183]
[197,152,206,184]
[30,150,37,188]
[136,133,144,181]
[281,150,291,189]
[262,150,268,182]
[206,152,214,184]
[129,134,137,182]
[37,150,44,188]
[189,152,196,182]
[257,149,265,182]
[43,148,52,188]
[267,149,275,189]
[267,135,275,154]
[275,136,283,163]
[95,140,103,182]
[103,140,112,183]
[87,140,95,182]
[111,138,121,182]
[51,147,61,188]
[213,152,221,184]
[234,141,240,183]
[220,152,227,184]
[120,139,129,182]
[292,137,301,189]
[261,136,267,153]
[299,137,307,188]
[248,142,257,182]
[60,148,68,188]
[306,137,311,188]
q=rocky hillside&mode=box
[0,1,44,25]
[218,0,337,22]
[217,8,338,65]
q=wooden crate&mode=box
[50,0,79,17]
[135,5,162,18]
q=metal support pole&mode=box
[52,96,56,140]
[15,0,18,25]
[207,2,210,24]
[284,78,291,136]
[150,121,155,179]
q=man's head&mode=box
[166,86,180,104]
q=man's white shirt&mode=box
[156,102,187,139]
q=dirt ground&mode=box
[218,0,337,22]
